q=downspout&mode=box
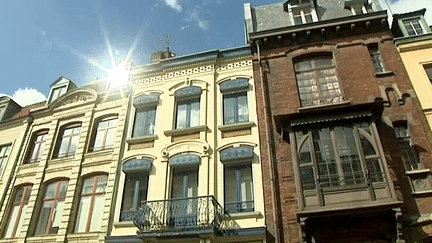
[256,41,281,243]
[0,116,33,216]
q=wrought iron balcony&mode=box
[132,195,224,232]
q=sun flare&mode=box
[106,63,130,89]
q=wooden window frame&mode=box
[90,117,117,152]
[403,18,424,36]
[3,185,32,238]
[54,124,81,158]
[25,131,48,164]
[0,144,11,175]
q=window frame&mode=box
[287,0,318,25]
[25,130,48,164]
[3,185,32,238]
[175,97,201,129]
[294,54,344,107]
[223,91,249,125]
[120,173,149,221]
[0,144,11,176]
[34,180,69,236]
[424,64,432,83]
[54,124,81,159]
[402,18,425,36]
[224,163,254,213]
[74,174,108,233]
[48,85,67,103]
[368,44,385,73]
[132,106,157,137]
[90,116,118,152]
[295,122,384,191]
[393,121,421,171]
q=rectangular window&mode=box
[0,144,11,175]
[120,174,149,221]
[394,122,421,171]
[424,64,432,83]
[26,132,48,164]
[75,175,107,233]
[403,18,424,36]
[4,185,32,238]
[295,55,343,107]
[368,45,385,73]
[92,117,117,151]
[55,125,81,158]
[49,86,67,103]
[293,9,313,24]
[35,181,68,235]
[133,107,156,137]
[176,98,200,129]
[224,164,254,213]
[223,92,249,125]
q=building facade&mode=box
[107,47,267,243]
[392,9,432,242]
[244,0,432,242]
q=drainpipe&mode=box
[256,41,282,243]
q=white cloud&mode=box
[188,10,209,30]
[11,88,46,107]
[382,0,432,26]
[164,0,182,12]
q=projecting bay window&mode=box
[35,180,68,235]
[295,122,384,191]
[174,86,201,129]
[120,158,151,221]
[294,55,343,107]
[4,185,32,238]
[403,18,424,36]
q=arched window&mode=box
[90,116,117,152]
[35,180,68,235]
[25,130,48,164]
[54,123,81,158]
[294,55,343,107]
[3,184,32,238]
[174,86,201,129]
[295,122,383,190]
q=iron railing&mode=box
[133,195,224,231]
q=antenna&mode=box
[158,33,178,51]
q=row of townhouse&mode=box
[0,46,266,243]
[1,0,432,243]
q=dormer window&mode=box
[284,0,318,25]
[49,86,67,103]
[47,76,76,104]
[403,18,424,36]
[345,0,371,15]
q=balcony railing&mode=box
[133,195,224,232]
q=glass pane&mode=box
[412,20,424,35]
[35,201,53,235]
[399,139,420,170]
[96,176,107,193]
[14,187,24,203]
[241,166,253,202]
[224,168,236,203]
[75,196,90,233]
[187,171,198,198]
[50,200,64,234]
[299,142,312,164]
[90,195,105,232]
[122,177,136,211]
[295,59,312,72]
[360,134,376,156]
[59,182,68,197]
[82,178,94,194]
[237,93,249,123]
[97,120,107,129]
[105,128,115,148]
[367,159,384,182]
[58,138,69,157]
[171,173,184,199]
[190,100,200,127]
[223,96,235,124]
[300,166,316,190]
[45,184,56,199]
[176,102,188,129]
[93,130,105,150]
[133,109,146,137]
[15,205,27,238]
[68,135,79,156]
[146,108,156,135]
[313,128,339,187]
[5,205,19,238]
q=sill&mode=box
[113,221,135,228]
[26,235,58,242]
[225,211,262,220]
[20,162,39,168]
[85,148,113,158]
[164,125,207,136]
[412,190,432,196]
[50,155,75,163]
[321,183,369,192]
[298,101,351,112]
[126,135,157,144]
[405,168,431,175]
[67,232,101,240]
[374,71,395,77]
[218,121,255,132]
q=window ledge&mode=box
[126,135,157,144]
[49,156,75,163]
[412,190,432,196]
[113,221,135,228]
[67,232,101,240]
[164,125,207,136]
[406,168,431,175]
[85,148,113,158]
[298,101,351,112]
[26,235,58,242]
[374,71,395,77]
[218,121,255,132]
[225,211,262,220]
[20,162,39,168]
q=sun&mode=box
[106,62,131,89]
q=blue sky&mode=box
[0,0,430,106]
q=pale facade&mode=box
[0,78,130,243]
[107,46,266,243]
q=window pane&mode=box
[58,138,69,157]
[4,205,19,238]
[360,134,376,156]
[133,109,146,137]
[223,96,235,124]
[176,102,188,129]
[75,196,91,233]
[15,205,27,238]
[313,128,339,187]
[83,178,94,194]
[93,130,105,150]
[105,128,115,148]
[241,166,253,202]
[50,200,64,234]
[224,168,236,203]
[237,94,249,123]
[96,176,107,193]
[190,100,200,127]
[89,195,105,232]
[300,166,316,190]
[122,177,137,211]
[367,159,384,182]
[35,201,53,235]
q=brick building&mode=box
[244,0,432,242]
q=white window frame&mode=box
[288,0,318,25]
[402,18,425,36]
